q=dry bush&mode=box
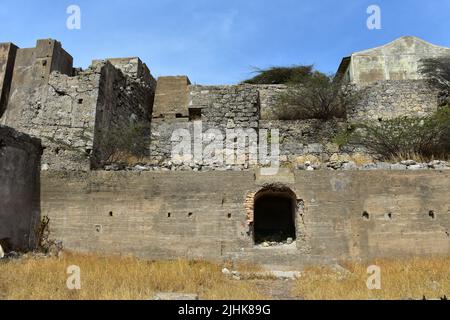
[99,122,150,166]
[275,74,357,120]
[242,65,315,85]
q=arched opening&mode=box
[253,186,297,245]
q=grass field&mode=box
[0,252,449,300]
[293,256,450,300]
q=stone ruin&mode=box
[0,36,448,173]
[0,36,449,266]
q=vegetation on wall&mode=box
[100,122,150,165]
[420,56,450,89]
[339,108,450,160]
[275,73,359,120]
[242,65,316,85]
[244,65,359,120]
[420,56,450,107]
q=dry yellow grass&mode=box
[2,252,450,300]
[0,252,266,300]
[293,256,450,300]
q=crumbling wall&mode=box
[348,80,440,122]
[0,39,73,129]
[29,67,101,171]
[91,60,155,169]
[0,41,156,171]
[0,125,41,251]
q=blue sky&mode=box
[1,0,449,84]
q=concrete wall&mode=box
[153,76,191,118]
[41,170,450,268]
[0,43,17,117]
[342,36,450,86]
[0,125,42,251]
[1,39,73,128]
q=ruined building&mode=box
[0,36,449,267]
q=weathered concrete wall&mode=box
[41,170,450,267]
[0,125,42,251]
[348,80,439,122]
[153,76,191,118]
[30,66,101,171]
[1,39,73,128]
[0,43,17,117]
[341,36,450,86]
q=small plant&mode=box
[332,125,355,147]
[36,216,63,255]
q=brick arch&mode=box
[245,184,303,243]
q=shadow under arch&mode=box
[253,184,298,244]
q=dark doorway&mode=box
[254,192,296,244]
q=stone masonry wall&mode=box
[0,125,41,251]
[256,84,287,120]
[259,119,347,164]
[348,80,440,122]
[149,85,260,167]
[189,85,260,130]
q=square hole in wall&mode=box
[189,108,202,121]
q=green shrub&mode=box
[99,122,150,165]
[348,108,450,160]
[420,57,450,90]
[274,73,358,120]
[242,65,315,85]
